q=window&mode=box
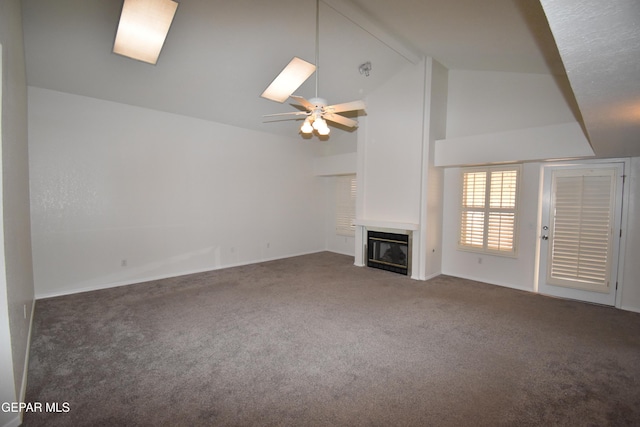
[459,165,520,255]
[336,174,357,237]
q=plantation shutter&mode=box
[460,172,486,249]
[336,174,356,237]
[548,169,616,290]
[459,167,519,254]
[487,170,518,251]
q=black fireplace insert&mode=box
[367,231,409,275]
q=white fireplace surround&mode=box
[353,219,420,279]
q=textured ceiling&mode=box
[21,0,640,156]
[540,0,640,158]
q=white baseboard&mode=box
[620,305,640,314]
[35,250,326,300]
[326,249,355,257]
[440,271,533,293]
[20,299,36,401]
[410,270,441,281]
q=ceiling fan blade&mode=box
[263,111,309,117]
[289,95,315,110]
[326,100,366,114]
[323,113,358,128]
[261,57,316,103]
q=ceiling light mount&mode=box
[359,61,372,77]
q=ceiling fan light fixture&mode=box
[261,0,365,138]
[261,57,317,103]
[300,118,314,134]
[113,0,178,65]
[317,126,330,136]
[312,117,326,130]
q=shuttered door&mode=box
[548,168,616,293]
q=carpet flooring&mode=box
[23,252,640,426]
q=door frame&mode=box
[535,158,631,308]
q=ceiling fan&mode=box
[261,0,366,136]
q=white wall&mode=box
[354,57,448,279]
[421,59,447,279]
[441,163,541,291]
[440,68,591,291]
[435,122,594,166]
[355,59,425,273]
[620,157,640,312]
[445,70,579,138]
[436,70,593,166]
[438,68,640,311]
[28,88,326,298]
[443,158,640,312]
[0,1,35,425]
[359,61,425,224]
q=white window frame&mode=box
[457,164,521,257]
[335,174,356,237]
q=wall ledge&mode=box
[354,219,419,231]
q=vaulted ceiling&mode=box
[21,0,640,157]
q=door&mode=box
[538,163,624,306]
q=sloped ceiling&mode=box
[21,0,410,139]
[21,0,640,157]
[539,0,640,158]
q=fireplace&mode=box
[367,230,410,275]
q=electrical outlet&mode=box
[478,257,483,264]
[266,242,270,248]
[121,259,127,267]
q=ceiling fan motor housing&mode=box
[308,97,328,107]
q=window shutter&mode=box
[549,170,615,289]
[336,175,356,237]
[487,170,517,251]
[459,166,519,255]
[460,172,486,248]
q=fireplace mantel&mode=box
[354,219,419,231]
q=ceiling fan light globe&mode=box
[312,117,326,130]
[318,126,330,136]
[300,121,313,134]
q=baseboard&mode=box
[3,299,38,427]
[35,250,326,300]
[441,272,533,293]
[620,305,640,314]
[20,298,36,402]
[411,271,441,281]
[326,249,356,257]
[423,271,441,281]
